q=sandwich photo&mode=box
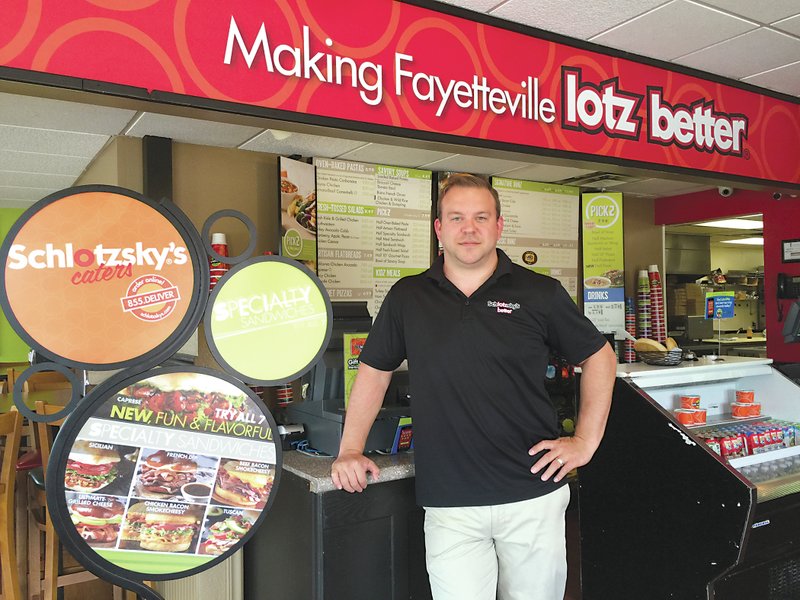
[120,501,147,543]
[65,441,121,493]
[139,509,200,553]
[213,460,274,509]
[138,450,197,498]
[69,496,125,548]
[122,372,250,426]
[199,511,256,556]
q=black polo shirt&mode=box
[359,249,607,507]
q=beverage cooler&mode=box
[578,356,800,599]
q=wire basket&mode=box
[637,348,683,366]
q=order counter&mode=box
[244,451,432,600]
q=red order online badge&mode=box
[121,274,181,322]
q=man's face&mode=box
[434,185,503,270]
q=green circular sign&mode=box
[204,256,332,385]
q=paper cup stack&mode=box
[624,296,637,363]
[648,264,666,344]
[637,270,652,340]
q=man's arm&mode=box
[330,362,394,492]
[529,342,617,482]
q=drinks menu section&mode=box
[316,159,432,318]
[492,178,580,299]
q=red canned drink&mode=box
[693,408,707,425]
[681,395,701,409]
[674,409,696,426]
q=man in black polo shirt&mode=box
[331,173,616,600]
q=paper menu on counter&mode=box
[316,158,433,318]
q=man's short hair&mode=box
[437,173,501,220]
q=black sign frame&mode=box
[46,365,283,597]
[0,185,209,372]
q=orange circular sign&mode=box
[1,186,207,369]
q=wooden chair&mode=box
[0,410,24,600]
[6,370,72,394]
[29,402,121,600]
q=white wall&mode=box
[710,244,763,272]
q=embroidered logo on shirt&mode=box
[487,300,521,314]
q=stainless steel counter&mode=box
[282,450,416,493]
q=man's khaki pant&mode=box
[424,485,570,600]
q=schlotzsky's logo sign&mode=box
[0,187,200,369]
[1,1,796,184]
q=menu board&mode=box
[56,369,279,576]
[492,178,580,299]
[315,158,432,318]
[581,192,625,335]
[279,157,317,271]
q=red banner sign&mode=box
[2,0,798,185]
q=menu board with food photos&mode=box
[315,158,432,319]
[492,178,581,300]
[581,192,625,336]
[279,157,317,271]
[57,369,279,576]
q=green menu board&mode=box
[581,192,625,336]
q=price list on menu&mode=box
[316,158,432,318]
[492,178,580,299]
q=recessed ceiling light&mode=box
[268,129,293,141]
[695,218,762,230]
[721,237,764,245]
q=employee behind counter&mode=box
[331,173,617,600]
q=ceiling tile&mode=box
[743,61,800,96]
[418,154,529,175]
[699,0,800,24]
[336,143,453,167]
[125,112,262,147]
[0,150,89,176]
[0,198,38,209]
[435,0,505,14]
[773,14,800,36]
[0,93,136,135]
[0,125,108,157]
[676,28,800,79]
[496,164,596,183]
[0,170,76,188]
[0,185,61,202]
[592,0,756,61]
[490,0,669,40]
[240,129,366,157]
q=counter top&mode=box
[282,449,416,494]
[701,335,767,344]
[616,356,773,388]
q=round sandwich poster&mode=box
[47,367,280,578]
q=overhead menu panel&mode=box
[492,178,580,300]
[316,159,433,318]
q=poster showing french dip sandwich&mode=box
[57,368,280,575]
